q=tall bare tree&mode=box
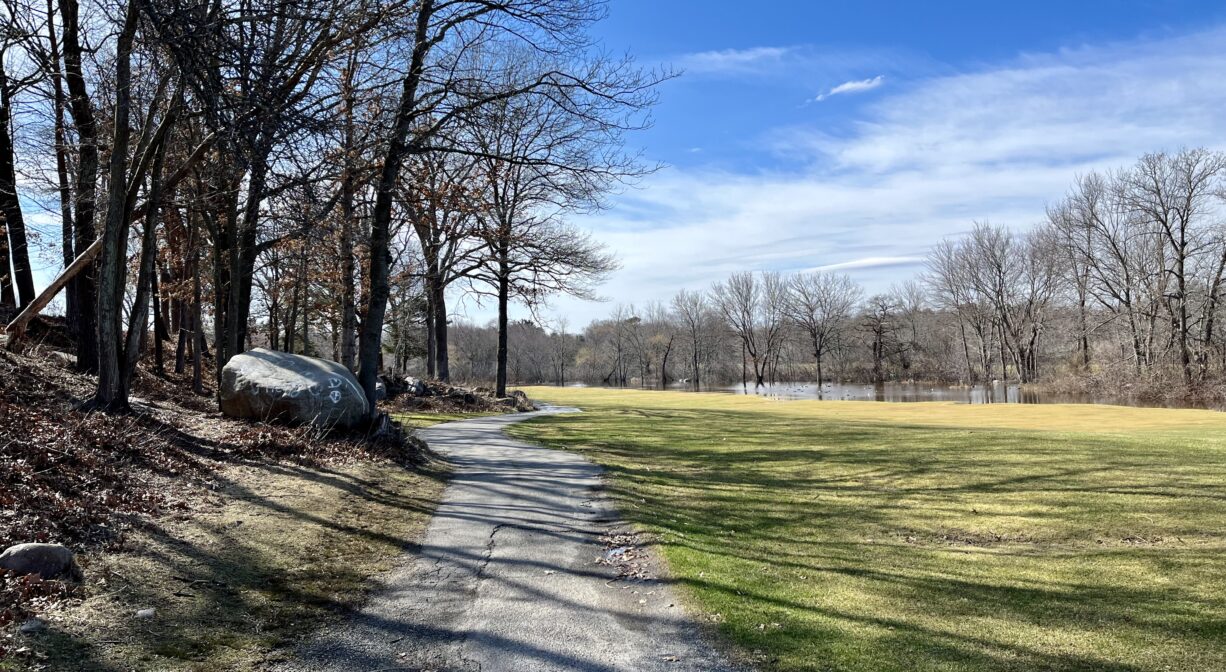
[785,271,861,387]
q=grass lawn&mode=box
[392,410,502,429]
[510,387,1226,672]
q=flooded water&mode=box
[723,381,1068,404]
[626,380,1219,410]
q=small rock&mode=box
[0,543,82,581]
[19,618,47,635]
[404,377,428,397]
[604,546,632,561]
[135,608,156,619]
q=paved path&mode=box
[280,408,745,672]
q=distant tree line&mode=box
[453,148,1226,401]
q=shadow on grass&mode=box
[510,405,1226,672]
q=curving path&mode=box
[279,408,745,672]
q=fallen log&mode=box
[3,237,102,343]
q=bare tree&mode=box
[1118,149,1226,385]
[785,271,861,386]
[671,288,720,388]
[357,0,663,414]
[712,271,786,388]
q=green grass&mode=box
[509,387,1226,672]
[392,410,502,429]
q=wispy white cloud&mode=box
[808,256,924,272]
[501,25,1226,325]
[673,45,927,82]
[677,46,795,75]
[816,75,885,101]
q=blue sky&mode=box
[474,0,1226,326]
[19,2,1226,328]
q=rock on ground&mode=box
[381,377,538,415]
[0,543,81,581]
[219,348,368,428]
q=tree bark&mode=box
[120,132,168,400]
[0,64,32,310]
[92,0,140,411]
[433,272,450,381]
[191,242,204,395]
[0,61,35,308]
[424,294,436,377]
[0,212,12,310]
[45,0,76,327]
[338,49,358,372]
[61,0,99,374]
[495,241,510,397]
[358,0,434,420]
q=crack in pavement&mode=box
[277,408,746,672]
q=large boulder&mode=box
[0,543,82,581]
[220,348,369,428]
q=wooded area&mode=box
[0,0,657,412]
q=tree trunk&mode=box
[0,65,35,308]
[120,134,168,400]
[61,0,99,374]
[191,243,204,396]
[424,294,436,377]
[92,0,140,411]
[225,159,266,365]
[0,212,12,310]
[151,256,164,374]
[433,273,450,381]
[338,51,358,372]
[358,0,435,419]
[495,238,510,397]
[691,333,700,389]
[46,0,76,326]
[958,318,974,383]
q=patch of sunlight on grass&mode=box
[510,386,1226,672]
[392,410,502,429]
